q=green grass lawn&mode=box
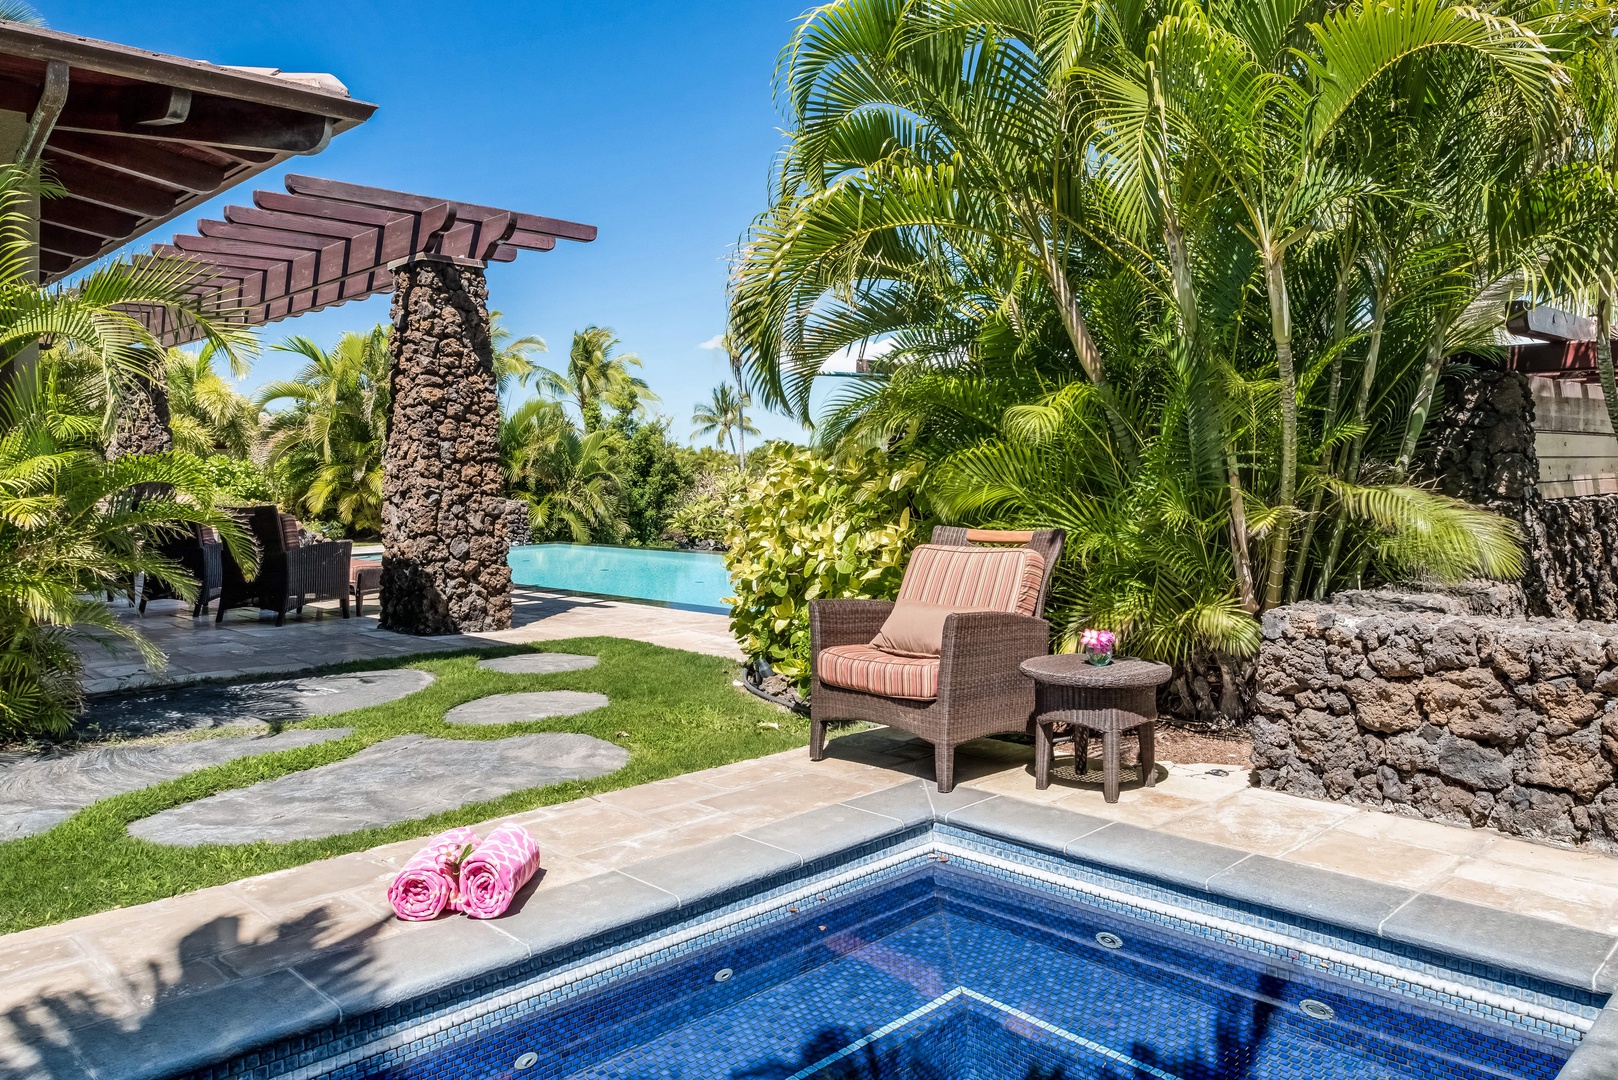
[0,637,807,934]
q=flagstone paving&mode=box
[78,588,739,696]
[0,728,355,841]
[126,733,630,846]
[475,653,598,675]
[5,727,1618,1078]
[443,690,611,726]
[75,669,437,740]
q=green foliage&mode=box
[536,327,655,433]
[258,328,389,536]
[0,369,252,737]
[666,466,744,547]
[613,419,694,546]
[502,398,630,543]
[727,0,1563,662]
[164,344,261,459]
[724,445,929,684]
[197,454,276,505]
[692,381,759,463]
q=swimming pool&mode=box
[507,544,730,613]
[339,834,1587,1080]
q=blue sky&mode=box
[47,0,821,444]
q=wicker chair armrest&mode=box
[937,611,1049,702]
[809,598,895,654]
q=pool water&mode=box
[507,544,730,613]
[362,862,1574,1080]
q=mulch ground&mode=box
[1153,723,1253,767]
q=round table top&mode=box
[1020,654,1172,688]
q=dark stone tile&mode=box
[1064,823,1251,892]
[744,804,906,864]
[944,796,1109,855]
[843,781,936,828]
[1381,894,1617,991]
[69,970,339,1080]
[617,836,800,907]
[1205,856,1415,936]
[291,917,529,1016]
[492,870,680,961]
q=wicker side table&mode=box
[1019,655,1173,802]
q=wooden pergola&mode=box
[132,174,596,343]
[0,21,375,279]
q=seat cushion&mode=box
[897,544,1046,616]
[818,644,940,701]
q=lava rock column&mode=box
[380,259,513,634]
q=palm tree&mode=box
[538,327,655,431]
[490,310,546,398]
[164,343,261,458]
[257,327,389,534]
[693,382,758,465]
[727,0,1553,663]
[502,397,627,543]
[0,363,251,736]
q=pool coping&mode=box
[44,780,1618,1080]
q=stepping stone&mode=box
[477,653,598,675]
[76,669,436,739]
[0,728,353,840]
[445,691,610,726]
[127,733,629,846]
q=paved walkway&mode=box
[4,726,1617,1077]
[79,588,739,695]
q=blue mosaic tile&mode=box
[174,824,1601,1080]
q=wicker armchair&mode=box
[216,506,353,625]
[809,526,1065,792]
[138,523,223,618]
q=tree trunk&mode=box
[1317,296,1388,597]
[1262,251,1298,609]
[1037,245,1137,467]
[1396,333,1446,477]
[1597,292,1618,440]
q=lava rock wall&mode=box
[1253,596,1618,851]
[379,260,513,635]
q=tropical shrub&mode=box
[198,454,276,504]
[258,328,389,535]
[0,373,250,736]
[665,466,744,547]
[727,0,1563,670]
[724,446,929,686]
[613,419,694,546]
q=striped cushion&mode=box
[897,545,1046,617]
[819,644,940,701]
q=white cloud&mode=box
[819,336,898,374]
[697,333,727,351]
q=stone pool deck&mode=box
[5,726,1618,1078]
[79,588,740,694]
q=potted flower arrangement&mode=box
[1080,628,1116,666]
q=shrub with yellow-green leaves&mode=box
[724,446,930,689]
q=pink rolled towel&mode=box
[458,822,542,919]
[388,826,480,921]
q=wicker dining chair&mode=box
[808,526,1065,792]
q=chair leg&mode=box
[274,609,286,627]
[809,716,827,761]
[215,602,227,625]
[340,596,350,619]
[935,743,956,794]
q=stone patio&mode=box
[4,724,1617,1078]
[78,587,740,695]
